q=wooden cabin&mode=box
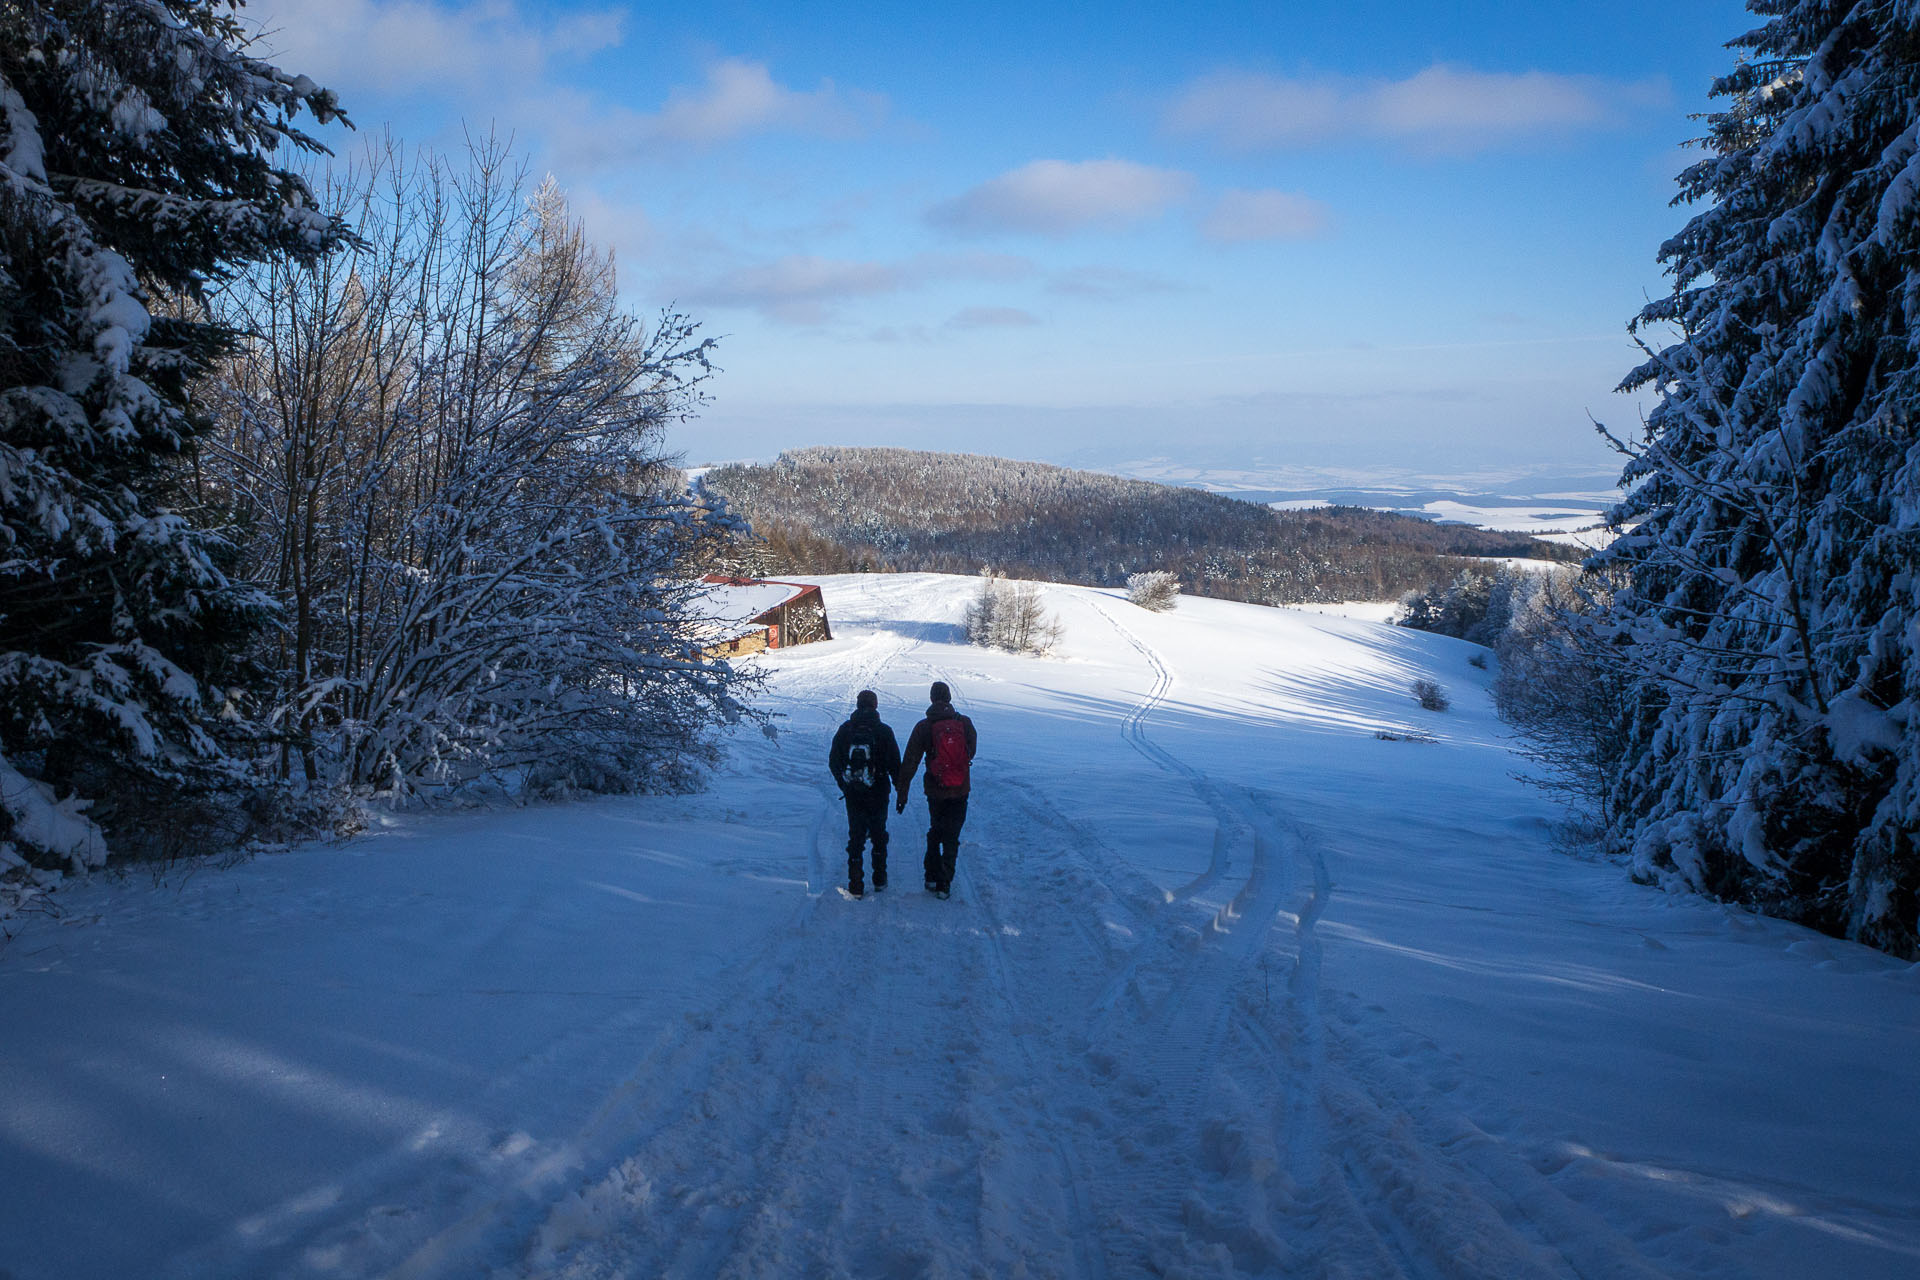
[695,576,833,657]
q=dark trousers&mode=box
[923,796,968,890]
[845,792,890,890]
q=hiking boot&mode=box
[925,879,939,893]
[848,883,864,898]
[935,888,951,900]
[872,878,886,892]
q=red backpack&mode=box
[927,718,969,789]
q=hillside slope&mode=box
[704,447,1576,604]
[1,574,1916,1279]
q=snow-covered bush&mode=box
[966,570,1062,655]
[197,139,753,798]
[1589,1,1920,955]
[0,1,346,870]
[1397,565,1530,647]
[1493,571,1630,830]
[1126,570,1180,612]
[1411,680,1450,712]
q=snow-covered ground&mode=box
[4,573,1918,1279]
[1281,600,1401,624]
[1415,499,1608,538]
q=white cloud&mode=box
[671,252,1037,324]
[1045,265,1190,301]
[927,159,1193,236]
[1165,74,1344,149]
[1165,65,1665,154]
[946,306,1041,330]
[677,256,902,324]
[638,58,883,146]
[250,2,886,176]
[568,190,655,263]
[908,251,1036,283]
[1202,189,1330,243]
[249,0,623,99]
[531,58,888,173]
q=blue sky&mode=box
[250,0,1756,488]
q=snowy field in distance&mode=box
[1417,498,1609,536]
[2,573,1917,1279]
[1105,457,1620,544]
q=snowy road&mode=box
[4,574,1920,1278]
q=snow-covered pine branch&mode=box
[1588,0,1920,956]
[0,0,347,870]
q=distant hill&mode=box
[701,448,1577,605]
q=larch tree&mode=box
[199,140,753,798]
[0,1,346,871]
[1594,0,1920,954]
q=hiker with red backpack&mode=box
[895,681,978,900]
[830,689,903,898]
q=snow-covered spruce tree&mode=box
[198,140,752,797]
[0,2,345,870]
[1593,1,1920,954]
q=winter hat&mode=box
[930,681,951,703]
[856,689,878,710]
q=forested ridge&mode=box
[704,447,1574,604]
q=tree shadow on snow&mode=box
[868,618,969,645]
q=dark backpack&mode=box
[843,722,879,794]
[927,718,969,789]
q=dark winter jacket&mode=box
[898,701,978,800]
[829,709,902,799]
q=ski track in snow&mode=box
[7,573,1920,1280]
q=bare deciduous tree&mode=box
[965,570,1062,656]
[193,137,752,799]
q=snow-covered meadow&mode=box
[3,573,1917,1279]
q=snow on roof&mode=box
[689,578,815,637]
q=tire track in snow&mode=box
[1208,769,1663,1279]
[1080,602,1317,1271]
[960,846,1112,1280]
[994,775,1158,979]
[1313,1005,1670,1280]
[1092,599,1560,1277]
[1080,600,1595,1278]
[1088,605,1287,1024]
[661,896,947,1279]
[513,877,988,1277]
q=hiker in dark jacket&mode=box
[895,680,977,899]
[829,690,903,898]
